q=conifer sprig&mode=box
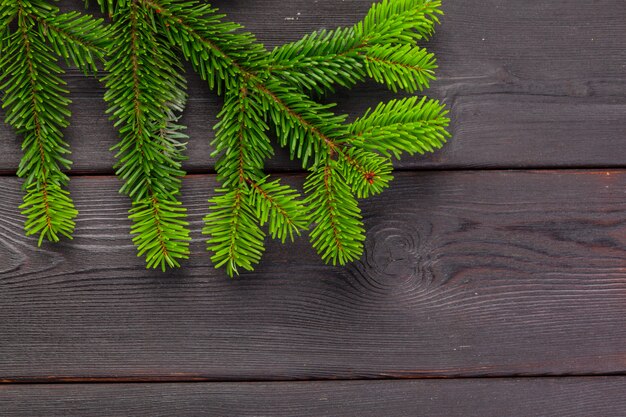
[270,0,442,95]
[304,160,366,265]
[202,80,308,275]
[349,96,450,158]
[0,0,108,245]
[103,0,191,270]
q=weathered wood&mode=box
[2,170,626,381]
[1,0,625,173]
[2,378,626,416]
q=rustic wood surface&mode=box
[2,171,626,381]
[2,0,626,414]
[3,378,626,417]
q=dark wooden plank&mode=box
[2,170,626,380]
[3,378,626,416]
[1,0,625,173]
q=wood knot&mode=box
[0,241,26,275]
[370,229,418,278]
[350,222,426,293]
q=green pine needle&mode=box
[336,148,394,199]
[270,0,443,95]
[212,83,273,188]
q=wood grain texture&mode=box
[2,170,626,381]
[1,0,625,173]
[2,378,626,416]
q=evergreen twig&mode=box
[0,0,108,245]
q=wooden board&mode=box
[2,378,626,416]
[1,0,625,174]
[2,170,626,381]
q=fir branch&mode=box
[247,177,308,243]
[0,5,77,244]
[348,96,450,158]
[212,82,273,188]
[305,160,366,265]
[103,1,190,269]
[336,148,393,199]
[203,82,271,275]
[1,0,449,274]
[255,79,349,167]
[19,182,77,245]
[143,0,267,93]
[360,0,443,44]
[204,176,308,277]
[130,195,189,271]
[140,0,370,269]
[2,0,110,245]
[206,82,309,274]
[268,27,366,94]
[269,0,443,94]
[364,44,437,92]
[32,11,111,74]
[203,186,266,277]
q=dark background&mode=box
[2,0,626,415]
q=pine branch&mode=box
[203,82,271,276]
[205,82,308,274]
[336,148,393,199]
[348,96,450,158]
[32,11,110,74]
[1,0,111,246]
[204,175,308,277]
[142,0,356,172]
[364,44,437,92]
[268,27,366,94]
[212,82,273,188]
[0,6,77,245]
[144,0,267,93]
[360,0,443,44]
[203,186,266,277]
[130,195,189,271]
[255,79,349,167]
[139,0,367,268]
[305,160,366,265]
[103,1,190,269]
[247,177,308,243]
[269,0,443,94]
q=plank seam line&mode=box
[3,373,626,385]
